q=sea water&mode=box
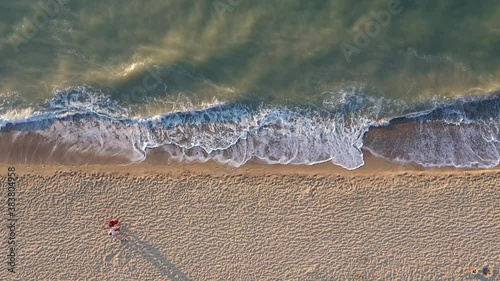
[0,0,499,169]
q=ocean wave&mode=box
[0,87,499,169]
[364,93,500,169]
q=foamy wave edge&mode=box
[0,87,499,170]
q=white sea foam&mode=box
[1,86,499,169]
[364,94,500,169]
[48,86,130,117]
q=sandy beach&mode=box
[1,160,498,281]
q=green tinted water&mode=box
[1,0,500,115]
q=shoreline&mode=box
[0,92,498,171]
[0,128,498,175]
[1,148,498,178]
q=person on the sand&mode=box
[108,226,120,238]
[107,219,119,228]
[107,220,120,238]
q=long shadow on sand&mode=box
[120,231,191,281]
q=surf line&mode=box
[6,167,17,274]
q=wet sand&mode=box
[0,161,498,280]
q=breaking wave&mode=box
[0,86,498,170]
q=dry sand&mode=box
[0,162,498,281]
